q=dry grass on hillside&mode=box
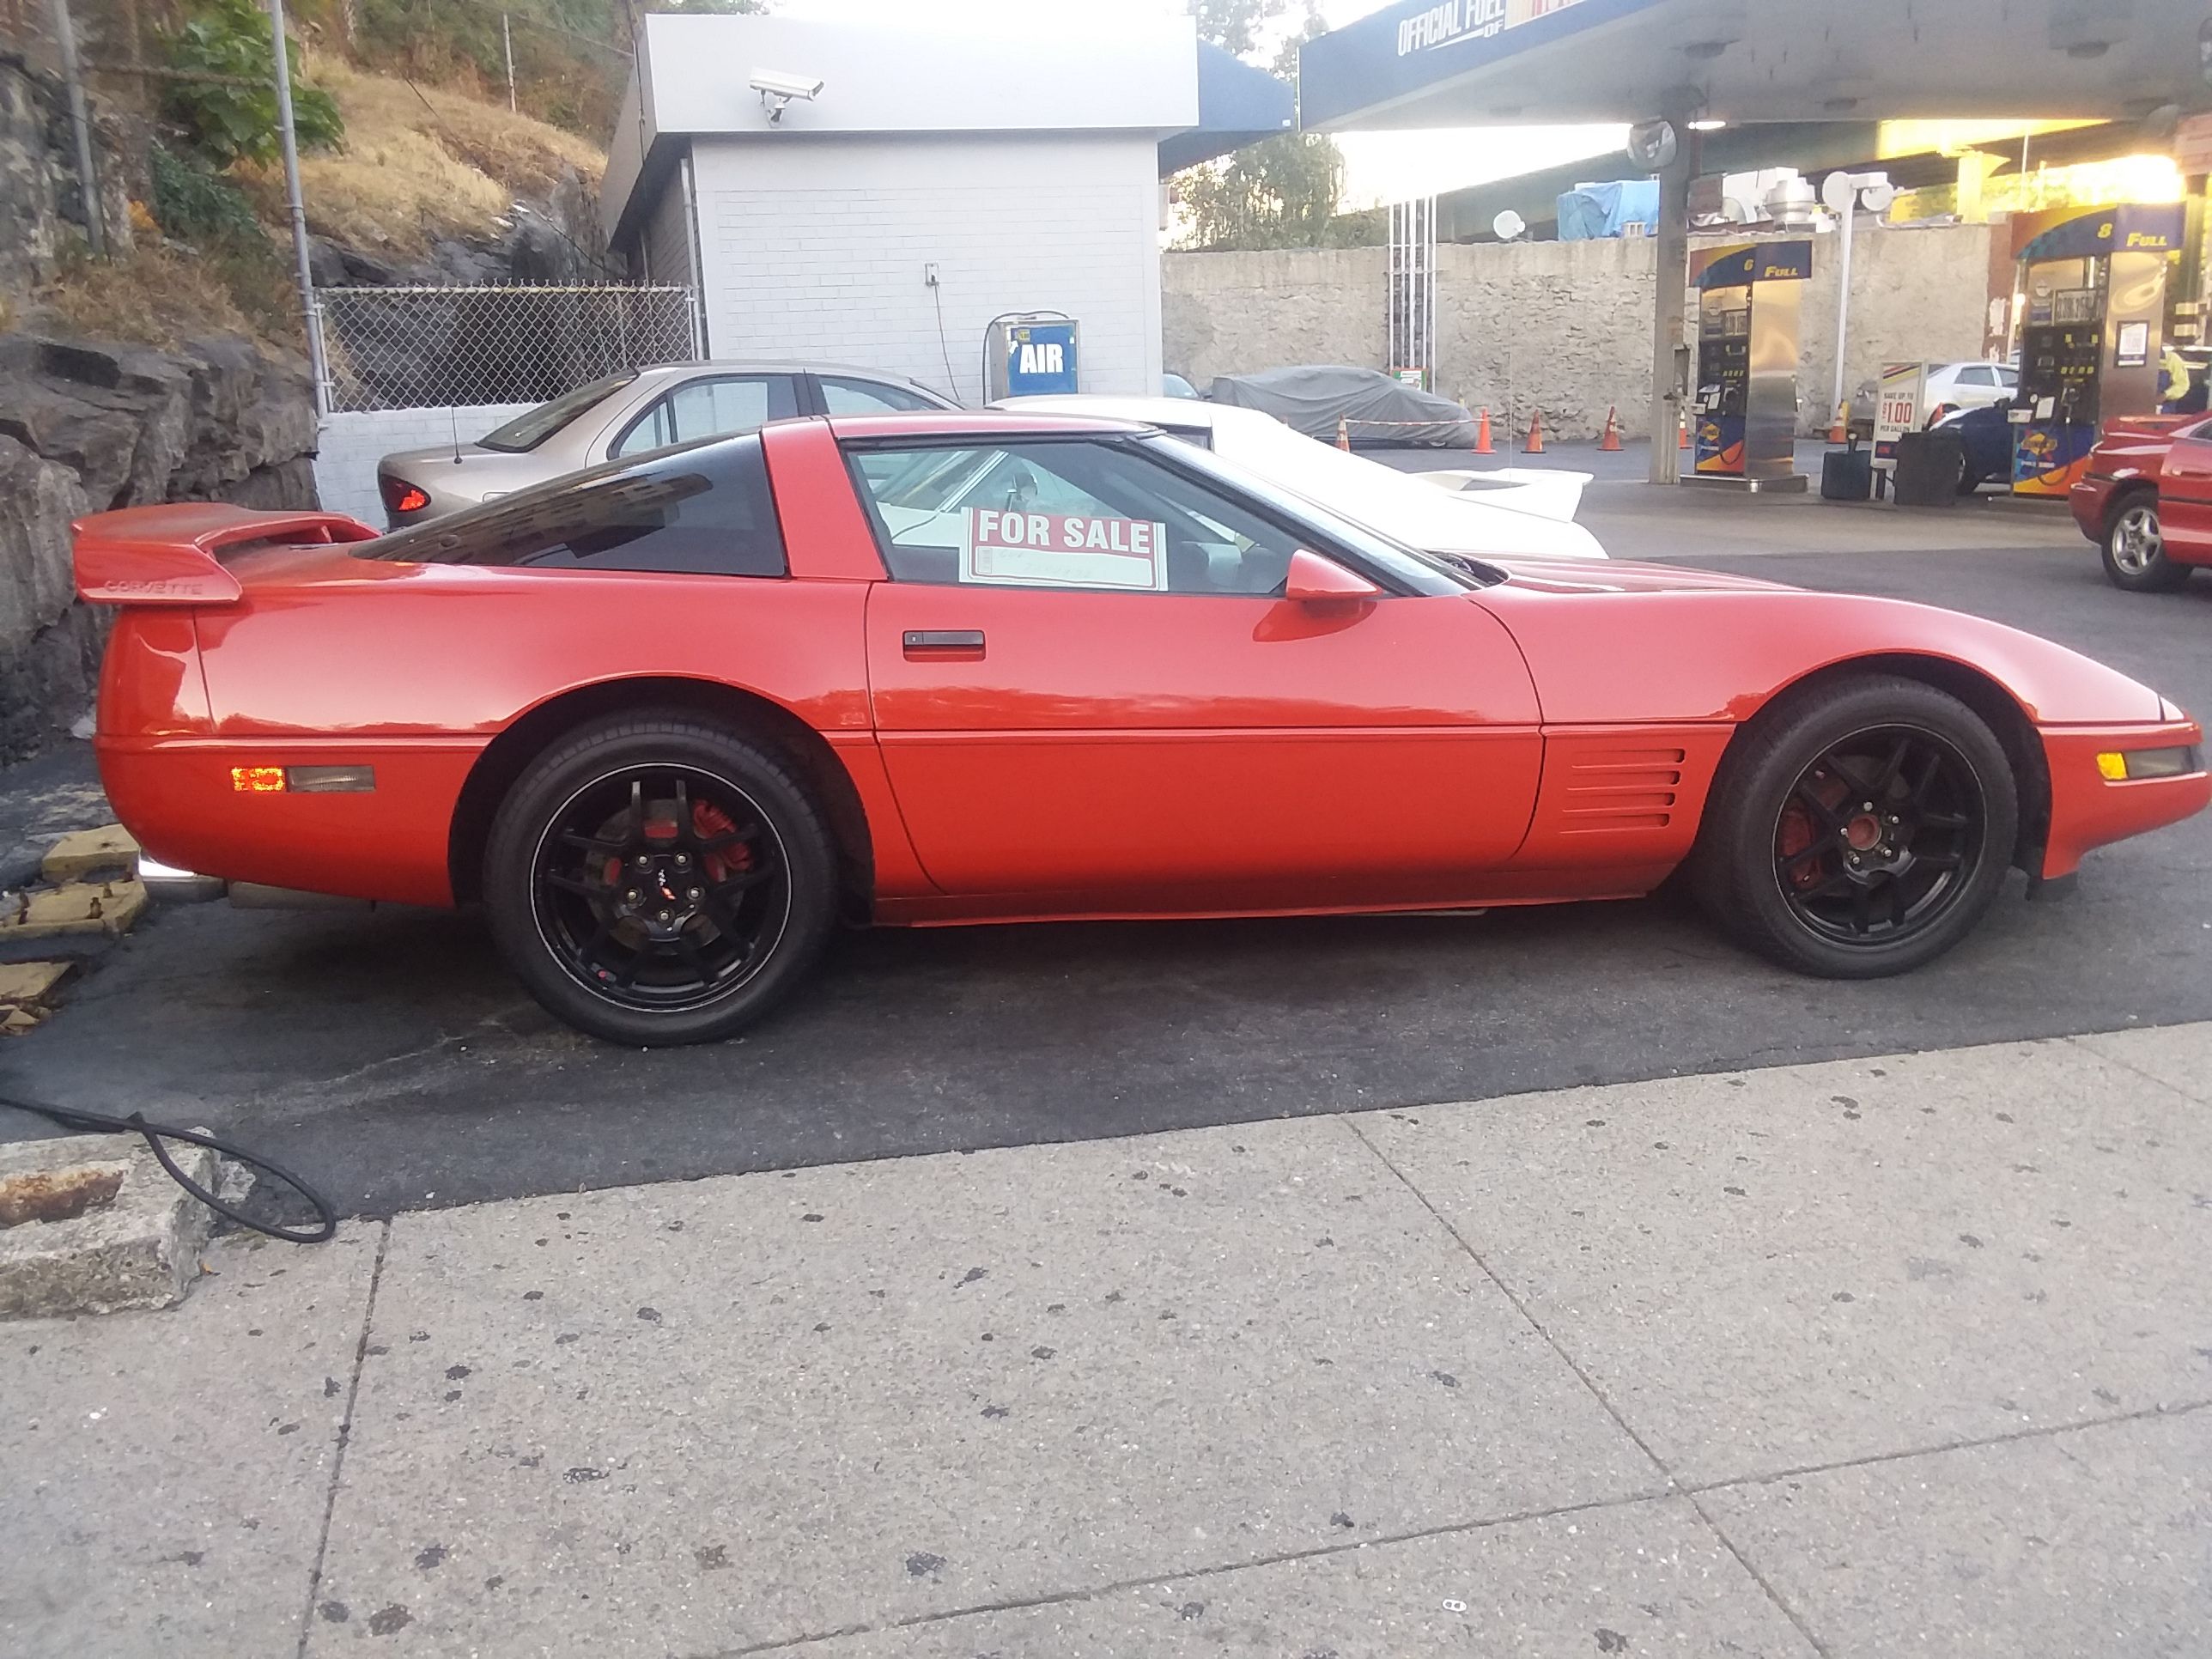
[234,55,608,257]
[33,241,297,351]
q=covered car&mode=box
[1209,365,1476,447]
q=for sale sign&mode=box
[1873,362,1928,470]
[960,508,1169,591]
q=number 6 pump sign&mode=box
[961,507,1169,591]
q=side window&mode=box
[819,375,945,415]
[1956,366,1995,388]
[847,441,1299,595]
[361,436,787,576]
[610,375,798,458]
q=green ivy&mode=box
[161,0,345,169]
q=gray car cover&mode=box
[1207,365,1474,447]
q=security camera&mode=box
[751,70,823,123]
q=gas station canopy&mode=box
[1300,0,2212,131]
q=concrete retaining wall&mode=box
[1163,222,1997,441]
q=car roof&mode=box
[630,360,942,385]
[823,411,1153,441]
[993,394,1217,428]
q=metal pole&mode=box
[1647,122,1694,484]
[1830,191,1857,430]
[502,12,516,112]
[46,0,106,257]
[265,0,329,416]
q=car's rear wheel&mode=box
[1692,676,2018,979]
[483,714,838,1045]
[2101,495,2191,592]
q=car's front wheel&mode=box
[1692,676,2019,979]
[483,714,839,1045]
[2101,495,2191,592]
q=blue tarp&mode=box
[1557,179,1662,240]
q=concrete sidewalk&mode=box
[7,1026,2211,1658]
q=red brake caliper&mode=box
[692,799,750,885]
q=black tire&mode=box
[1691,675,2019,979]
[2100,492,2191,592]
[483,713,838,1045]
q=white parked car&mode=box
[992,395,1607,561]
[1920,360,2021,422]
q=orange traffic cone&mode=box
[1599,405,1623,452]
[1473,407,1493,455]
[1522,410,1545,454]
[1335,416,1352,451]
[1827,400,1849,444]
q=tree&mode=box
[161,0,344,169]
[1176,2,1358,252]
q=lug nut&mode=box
[635,855,650,870]
[658,908,674,924]
[674,854,690,869]
[688,886,703,901]
[625,888,641,903]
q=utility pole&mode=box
[265,0,329,416]
[502,12,517,112]
[1646,118,1694,485]
[46,0,106,257]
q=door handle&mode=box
[902,629,985,658]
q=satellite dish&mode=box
[1819,171,1856,215]
[1492,209,1527,241]
[1626,118,1679,172]
[1859,179,1897,214]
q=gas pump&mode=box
[2010,203,2185,496]
[1686,240,1814,490]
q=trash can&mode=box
[1820,446,1873,501]
[1892,429,1964,507]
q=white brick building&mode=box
[601,15,1286,404]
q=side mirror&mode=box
[1283,548,1382,605]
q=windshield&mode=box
[477,374,638,453]
[1135,434,1498,593]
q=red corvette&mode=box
[75,413,2209,1044]
[2070,414,2212,591]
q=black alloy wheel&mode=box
[1692,675,2020,979]
[483,716,838,1044]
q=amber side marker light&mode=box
[2096,746,2202,782]
[230,765,377,793]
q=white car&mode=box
[992,395,1607,561]
[1921,360,2020,423]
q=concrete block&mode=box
[0,1132,217,1317]
[0,959,72,1006]
[2,878,149,940]
[40,823,139,882]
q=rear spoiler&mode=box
[72,503,380,606]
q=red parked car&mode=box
[75,414,2209,1045]
[2071,414,2212,591]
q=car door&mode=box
[2156,418,2212,560]
[847,434,1543,907]
[811,374,956,415]
[604,373,802,459]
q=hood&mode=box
[2100,415,2197,442]
[1487,557,1793,594]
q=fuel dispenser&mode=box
[2009,203,2185,496]
[1686,240,1814,490]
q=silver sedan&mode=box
[374,360,957,527]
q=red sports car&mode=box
[2071,414,2212,591]
[76,413,2209,1045]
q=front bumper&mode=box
[2039,718,2209,881]
[2068,476,2118,542]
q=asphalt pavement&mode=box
[5,486,2211,1219]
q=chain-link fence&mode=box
[315,282,699,412]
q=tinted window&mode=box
[611,375,798,458]
[847,440,1310,595]
[1955,366,1995,387]
[359,436,787,576]
[819,375,947,415]
[478,374,638,453]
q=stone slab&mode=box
[2071,1023,2212,1107]
[0,958,71,1006]
[307,1118,1657,1657]
[0,1227,379,1659]
[1357,1036,2212,1486]
[3,878,149,940]
[1703,1407,2212,1657]
[0,1132,216,1317]
[792,1496,1816,1658]
[41,823,138,883]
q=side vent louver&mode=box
[1558,747,1685,833]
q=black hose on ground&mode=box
[0,1096,336,1244]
